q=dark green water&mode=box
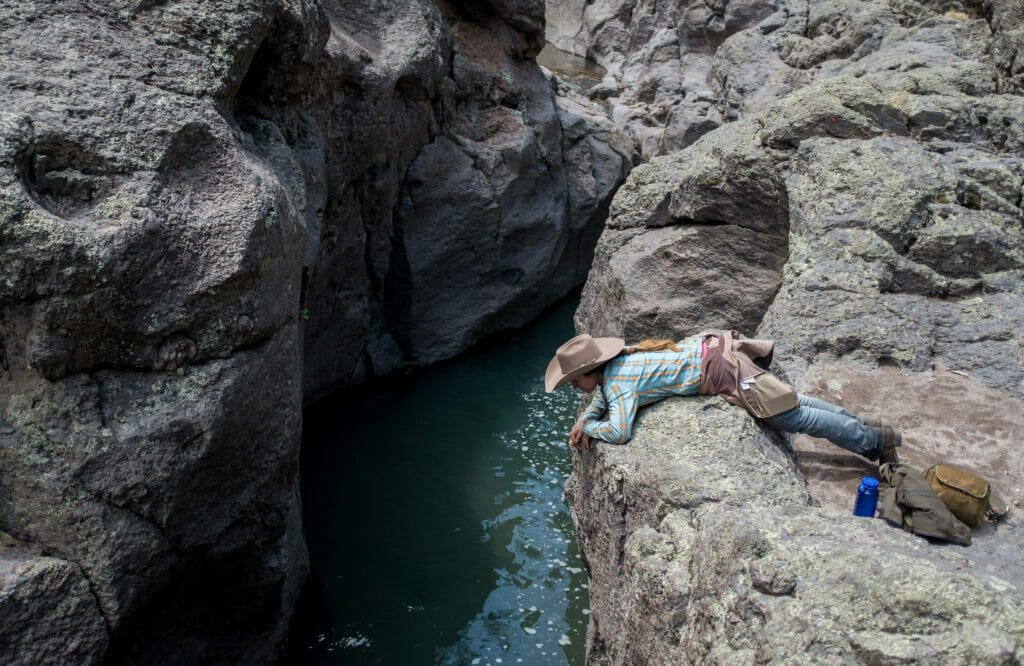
[292,298,587,665]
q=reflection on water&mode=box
[292,297,587,665]
[436,387,588,665]
[537,42,606,93]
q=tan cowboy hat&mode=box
[545,334,624,393]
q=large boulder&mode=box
[0,0,631,662]
[567,398,1024,664]
[382,17,632,366]
[294,0,632,397]
[576,119,790,340]
[571,2,1024,663]
[1,1,308,662]
[567,396,808,664]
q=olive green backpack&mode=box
[878,463,972,546]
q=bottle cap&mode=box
[861,477,879,489]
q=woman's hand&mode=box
[569,420,591,451]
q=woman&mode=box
[545,332,900,463]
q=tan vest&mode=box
[697,330,798,418]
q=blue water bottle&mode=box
[853,477,880,517]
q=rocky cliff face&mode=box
[293,0,632,399]
[567,397,1024,663]
[564,0,1024,662]
[547,0,1024,160]
[0,0,629,662]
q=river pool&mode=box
[291,297,587,665]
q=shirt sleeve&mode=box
[581,390,607,422]
[582,384,637,445]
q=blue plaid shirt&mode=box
[581,343,703,444]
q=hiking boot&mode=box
[876,426,902,464]
[879,443,900,464]
[879,426,902,449]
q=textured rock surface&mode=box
[566,396,809,663]
[568,0,1024,663]
[0,0,629,662]
[791,365,1024,522]
[568,398,1024,664]
[0,543,109,665]
[985,0,1024,93]
[385,41,631,365]
[1,2,308,662]
[578,10,1024,402]
[546,0,1024,159]
[576,119,790,339]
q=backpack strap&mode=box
[987,487,1010,521]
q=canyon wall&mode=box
[562,0,1024,662]
[292,0,633,400]
[0,0,629,662]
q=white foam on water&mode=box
[341,634,372,648]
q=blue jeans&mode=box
[762,394,880,458]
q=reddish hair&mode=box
[622,339,681,354]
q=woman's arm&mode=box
[581,385,638,445]
[581,390,607,422]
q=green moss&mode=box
[89,187,143,221]
[6,394,29,422]
[886,348,916,363]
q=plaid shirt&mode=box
[580,343,703,444]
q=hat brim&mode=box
[544,337,624,393]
